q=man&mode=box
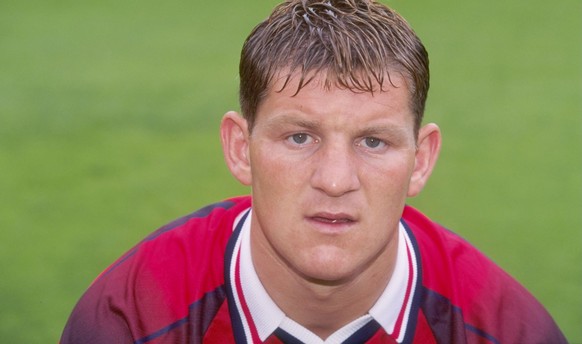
[61,0,567,343]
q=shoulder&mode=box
[99,195,252,294]
[61,196,252,343]
[402,205,495,291]
[99,196,252,282]
[402,205,520,296]
[129,196,252,263]
[402,205,567,344]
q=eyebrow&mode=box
[358,125,409,138]
[263,114,322,131]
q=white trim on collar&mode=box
[235,212,417,343]
[239,210,286,340]
[369,223,417,342]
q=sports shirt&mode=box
[61,196,567,343]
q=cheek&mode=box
[251,145,310,193]
[362,157,415,195]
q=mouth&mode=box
[312,216,354,224]
[308,212,357,228]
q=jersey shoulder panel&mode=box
[61,196,252,344]
[402,205,566,344]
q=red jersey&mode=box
[61,196,566,343]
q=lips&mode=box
[309,212,356,225]
[312,216,353,224]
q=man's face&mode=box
[246,73,419,284]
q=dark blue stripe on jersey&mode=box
[421,288,500,344]
[465,323,501,344]
[145,200,236,241]
[189,285,228,344]
[273,328,305,344]
[134,285,227,344]
[400,220,424,344]
[101,200,236,278]
[421,288,466,343]
[101,250,137,278]
[224,210,251,344]
[134,317,188,344]
[343,319,382,343]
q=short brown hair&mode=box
[239,0,429,134]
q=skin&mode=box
[221,71,441,339]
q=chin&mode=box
[294,249,360,285]
[299,266,362,287]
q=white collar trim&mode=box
[235,212,417,343]
[239,210,286,340]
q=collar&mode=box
[225,209,420,343]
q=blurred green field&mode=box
[1,0,580,342]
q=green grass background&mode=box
[1,0,580,342]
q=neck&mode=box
[252,229,398,339]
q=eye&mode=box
[286,133,315,145]
[364,137,382,148]
[357,137,386,150]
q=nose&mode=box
[310,141,361,197]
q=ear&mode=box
[220,111,252,186]
[407,123,442,197]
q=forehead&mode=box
[255,71,415,129]
[264,69,411,109]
